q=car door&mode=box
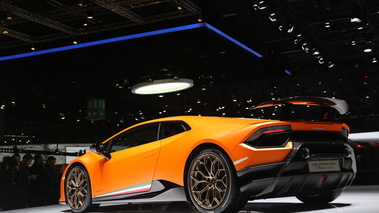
[96,123,161,198]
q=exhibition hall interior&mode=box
[0,0,379,212]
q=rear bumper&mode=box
[237,142,357,199]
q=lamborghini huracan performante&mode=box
[59,97,356,213]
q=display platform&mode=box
[3,185,379,213]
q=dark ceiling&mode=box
[1,0,379,144]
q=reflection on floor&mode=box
[2,185,379,213]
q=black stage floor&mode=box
[3,185,379,213]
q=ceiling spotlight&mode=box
[327,61,335,68]
[312,48,320,55]
[351,40,356,46]
[269,13,277,22]
[318,58,325,64]
[6,14,13,20]
[86,11,94,19]
[325,22,331,28]
[287,25,294,33]
[77,0,84,7]
[257,1,267,10]
[373,58,377,63]
[364,48,372,53]
[350,17,362,23]
[301,44,310,53]
[131,78,194,95]
[294,38,302,45]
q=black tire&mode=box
[65,165,93,212]
[186,148,247,213]
[296,188,344,204]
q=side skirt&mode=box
[92,180,187,204]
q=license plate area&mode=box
[308,160,340,173]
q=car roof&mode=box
[142,115,271,128]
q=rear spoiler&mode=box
[253,97,349,115]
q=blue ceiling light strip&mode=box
[0,23,204,61]
[0,22,263,61]
[204,23,263,58]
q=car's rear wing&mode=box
[253,97,349,115]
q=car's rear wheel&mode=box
[65,165,93,212]
[296,188,344,204]
[186,148,247,213]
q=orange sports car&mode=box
[59,97,356,213]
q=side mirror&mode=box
[90,143,112,160]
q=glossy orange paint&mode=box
[59,115,348,203]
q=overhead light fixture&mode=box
[373,58,377,63]
[287,25,294,33]
[269,13,277,22]
[77,0,84,6]
[350,17,362,23]
[312,48,320,55]
[6,12,13,20]
[364,48,372,53]
[86,11,94,19]
[294,38,302,45]
[131,78,194,95]
[327,61,334,68]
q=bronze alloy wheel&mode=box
[66,166,91,212]
[189,151,229,210]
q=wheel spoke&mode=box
[189,152,230,210]
[66,167,90,210]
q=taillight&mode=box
[246,125,292,142]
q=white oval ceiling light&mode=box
[131,78,194,95]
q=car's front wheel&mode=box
[65,165,93,212]
[186,148,247,213]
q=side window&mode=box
[108,123,159,153]
[159,121,190,140]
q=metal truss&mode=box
[90,0,144,23]
[0,1,78,36]
[0,0,200,50]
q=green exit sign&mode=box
[87,98,106,120]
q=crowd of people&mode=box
[0,153,65,210]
